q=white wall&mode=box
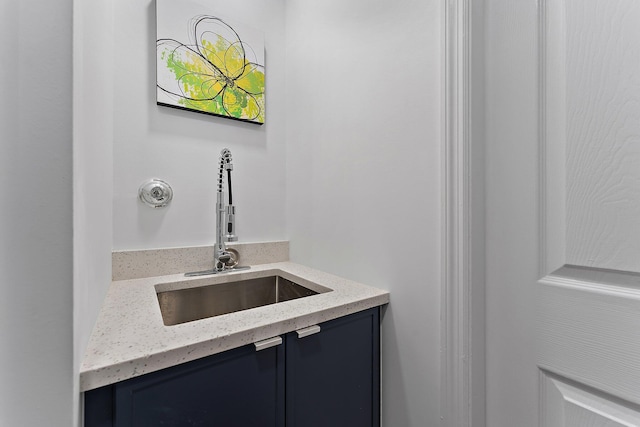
[484,0,539,424]
[1,0,442,425]
[73,0,115,425]
[471,0,487,424]
[0,0,74,425]
[285,1,442,425]
[106,1,443,425]
[112,0,287,251]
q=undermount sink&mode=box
[157,275,327,326]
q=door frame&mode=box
[442,0,485,426]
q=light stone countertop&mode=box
[80,261,390,392]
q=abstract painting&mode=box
[156,0,265,124]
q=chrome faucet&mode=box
[185,148,249,277]
[214,148,236,271]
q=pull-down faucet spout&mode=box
[185,148,249,277]
[214,149,234,270]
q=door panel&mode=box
[285,308,380,427]
[538,269,640,402]
[486,0,640,425]
[113,344,284,427]
[563,0,640,272]
[540,0,640,414]
[541,371,640,427]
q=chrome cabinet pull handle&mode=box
[296,325,321,338]
[254,336,282,351]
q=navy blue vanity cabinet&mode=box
[85,343,285,427]
[84,307,380,427]
[285,307,380,427]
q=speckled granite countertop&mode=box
[80,261,389,392]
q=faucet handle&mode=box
[224,248,239,268]
[215,248,239,271]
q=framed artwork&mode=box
[156,0,265,124]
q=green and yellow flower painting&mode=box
[156,0,265,124]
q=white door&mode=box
[485,0,640,425]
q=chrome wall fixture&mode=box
[138,178,173,208]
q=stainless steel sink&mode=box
[157,275,323,326]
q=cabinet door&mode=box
[285,307,380,427]
[113,343,284,427]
